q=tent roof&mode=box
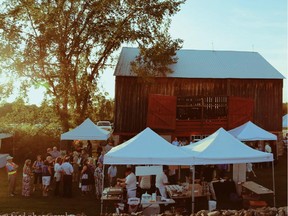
[0,133,12,139]
[114,47,284,79]
[0,154,9,168]
[228,121,277,141]
[181,128,273,165]
[283,114,288,128]
[104,127,193,165]
[60,118,110,140]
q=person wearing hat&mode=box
[5,156,19,196]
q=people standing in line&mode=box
[5,156,18,197]
[72,151,80,183]
[80,159,90,195]
[96,144,103,158]
[117,167,137,199]
[50,146,61,159]
[265,142,272,153]
[246,163,256,180]
[155,165,169,198]
[54,157,62,196]
[104,141,113,154]
[87,157,96,194]
[22,159,33,197]
[87,141,92,157]
[171,137,179,146]
[46,156,54,190]
[46,148,52,157]
[32,155,43,192]
[254,142,263,168]
[79,149,89,170]
[257,142,264,152]
[189,138,195,145]
[61,156,74,198]
[201,165,217,200]
[94,162,103,199]
[107,165,117,186]
[217,164,228,179]
[265,142,272,168]
[41,160,52,197]
[98,151,105,164]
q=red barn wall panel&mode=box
[147,94,176,130]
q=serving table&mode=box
[141,197,175,205]
[166,184,210,199]
[141,196,175,216]
[242,181,273,195]
[165,184,210,212]
[101,186,123,200]
[242,181,274,208]
[101,187,123,213]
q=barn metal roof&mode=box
[114,47,285,79]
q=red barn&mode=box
[113,47,284,144]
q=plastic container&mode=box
[208,200,217,212]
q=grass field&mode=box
[0,155,286,215]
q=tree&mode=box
[0,0,185,131]
[0,100,62,159]
[0,99,61,137]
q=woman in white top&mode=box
[139,175,151,194]
[54,157,62,196]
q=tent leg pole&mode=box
[101,164,105,215]
[272,161,276,207]
[178,165,181,182]
[191,165,195,214]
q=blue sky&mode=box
[98,0,287,102]
[6,0,287,104]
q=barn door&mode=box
[147,94,176,130]
[228,96,254,129]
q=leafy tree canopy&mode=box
[0,97,113,137]
[0,0,185,131]
[0,99,61,137]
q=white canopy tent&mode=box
[104,127,193,165]
[0,153,9,168]
[283,114,288,128]
[182,127,273,164]
[0,132,13,170]
[0,133,12,140]
[181,128,274,212]
[102,127,194,214]
[228,121,277,141]
[60,118,110,140]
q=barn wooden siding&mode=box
[114,76,282,135]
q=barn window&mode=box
[176,96,228,120]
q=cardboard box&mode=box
[142,204,160,216]
[189,184,203,196]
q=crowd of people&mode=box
[4,138,275,203]
[4,142,115,198]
